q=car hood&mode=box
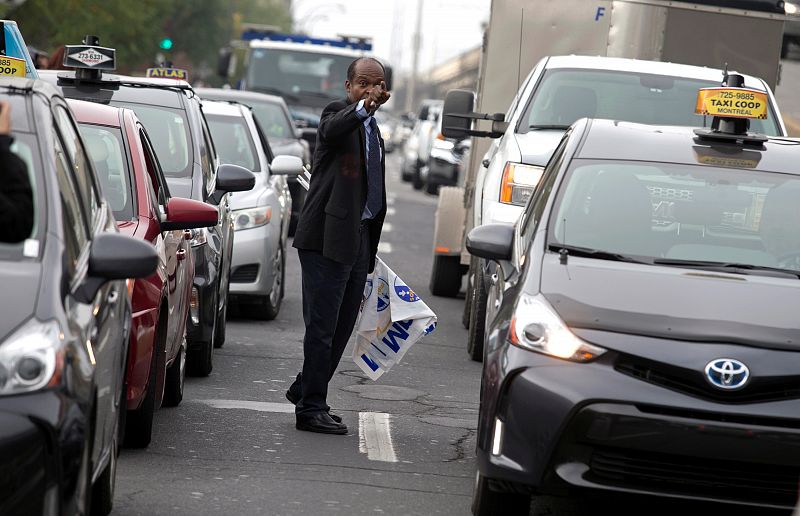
[165,176,194,201]
[538,255,800,350]
[229,172,268,210]
[0,261,42,341]
[514,130,567,167]
[271,139,304,159]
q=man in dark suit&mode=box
[288,58,390,434]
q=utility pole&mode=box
[404,0,424,113]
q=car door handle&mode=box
[177,249,187,261]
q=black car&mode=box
[40,46,254,377]
[466,115,800,513]
[195,88,309,235]
[0,78,156,515]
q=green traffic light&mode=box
[159,38,174,51]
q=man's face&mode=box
[345,60,385,104]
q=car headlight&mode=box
[786,2,798,15]
[233,206,272,231]
[508,294,606,362]
[500,162,544,206]
[0,319,63,396]
[189,228,208,247]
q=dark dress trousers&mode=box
[290,98,386,416]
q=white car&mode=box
[461,55,788,361]
[202,101,304,320]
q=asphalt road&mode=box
[111,157,792,516]
[112,154,480,516]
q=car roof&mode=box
[66,98,121,127]
[544,55,766,89]
[576,119,800,175]
[0,76,61,98]
[37,70,190,108]
[195,87,285,105]
[201,100,248,117]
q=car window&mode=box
[78,124,135,221]
[200,118,216,195]
[519,69,780,136]
[139,128,170,205]
[250,101,294,140]
[518,137,568,263]
[549,160,800,270]
[0,135,39,251]
[114,102,192,178]
[54,106,100,221]
[54,135,89,278]
[206,114,260,172]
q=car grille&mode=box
[589,447,800,506]
[615,355,800,404]
[230,264,259,283]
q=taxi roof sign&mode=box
[64,44,116,70]
[695,87,768,120]
[1,20,38,79]
[146,67,188,81]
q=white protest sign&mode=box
[354,257,437,380]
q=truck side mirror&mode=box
[384,65,393,91]
[217,47,232,78]
[442,89,475,139]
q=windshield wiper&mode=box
[251,86,299,102]
[548,244,648,264]
[653,258,800,279]
[529,124,571,130]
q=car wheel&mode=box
[162,337,186,407]
[124,322,163,448]
[429,254,463,297]
[412,168,424,190]
[214,285,228,349]
[472,470,530,516]
[188,289,215,377]
[242,247,284,321]
[425,180,440,195]
[467,271,487,362]
[75,400,94,516]
[462,258,477,329]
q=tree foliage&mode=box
[4,0,291,75]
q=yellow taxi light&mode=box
[695,87,768,120]
[500,162,544,206]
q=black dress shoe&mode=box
[296,412,348,435]
[286,390,343,423]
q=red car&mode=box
[68,99,218,447]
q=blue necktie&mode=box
[365,118,382,218]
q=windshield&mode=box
[113,102,192,178]
[521,69,781,136]
[247,48,353,100]
[549,160,800,272]
[0,132,41,260]
[78,124,135,221]
[206,114,260,172]
[249,101,294,140]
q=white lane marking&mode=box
[382,223,393,232]
[378,242,393,254]
[386,207,396,216]
[358,412,398,463]
[198,399,295,413]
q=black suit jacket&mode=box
[293,99,386,272]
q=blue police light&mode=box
[159,38,174,51]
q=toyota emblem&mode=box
[705,358,750,390]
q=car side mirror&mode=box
[271,155,304,176]
[161,197,219,231]
[466,223,514,262]
[217,47,232,78]
[442,89,475,139]
[384,64,393,91]
[216,164,256,194]
[75,233,158,303]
